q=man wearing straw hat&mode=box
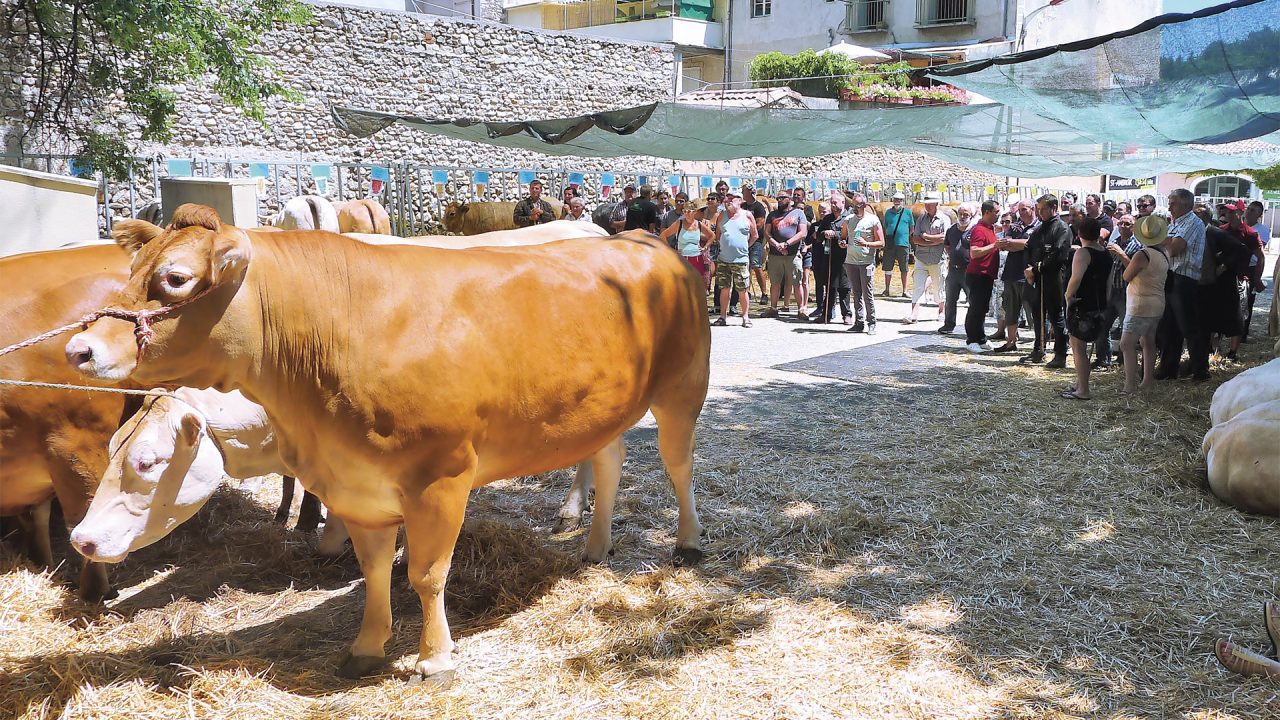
[907,192,949,324]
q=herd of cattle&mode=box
[2,202,709,680]
[1,191,1277,681]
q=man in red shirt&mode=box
[1220,199,1266,360]
[964,200,1001,352]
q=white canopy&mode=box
[817,42,891,64]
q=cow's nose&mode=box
[72,536,98,559]
[65,336,94,368]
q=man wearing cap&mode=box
[1093,213,1143,368]
[741,185,769,305]
[908,192,950,324]
[513,179,556,227]
[660,192,688,240]
[762,192,809,317]
[1243,201,1271,340]
[810,194,851,323]
[1155,188,1210,381]
[882,192,914,297]
[1219,199,1265,360]
[624,184,660,233]
[610,184,638,233]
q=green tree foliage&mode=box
[2,0,311,178]
[747,50,912,98]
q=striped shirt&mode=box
[1167,212,1206,281]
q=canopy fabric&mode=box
[926,0,1280,146]
[332,0,1280,178]
[818,42,891,63]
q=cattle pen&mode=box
[3,316,1278,719]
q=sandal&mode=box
[1266,601,1280,659]
[1215,638,1280,679]
[711,317,728,326]
[1060,389,1091,401]
[741,318,753,328]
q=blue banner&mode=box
[600,172,615,187]
[311,164,331,179]
[827,180,838,190]
[370,166,390,182]
[518,170,536,184]
[431,169,449,185]
[755,178,768,191]
[473,171,490,185]
[638,175,649,186]
[729,177,741,189]
[699,176,713,189]
[568,172,585,185]
[166,159,192,177]
[785,178,797,189]
[68,159,93,178]
[848,181,860,191]
[248,163,270,179]
[667,174,680,188]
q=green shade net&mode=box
[332,0,1280,178]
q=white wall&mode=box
[1017,0,1163,51]
[0,165,100,254]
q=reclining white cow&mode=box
[273,195,339,232]
[1203,358,1280,517]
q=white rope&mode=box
[0,378,179,399]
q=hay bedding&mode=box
[3,333,1280,718]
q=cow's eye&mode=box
[164,272,190,288]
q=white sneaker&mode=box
[979,341,993,351]
[967,342,985,353]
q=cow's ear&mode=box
[177,412,204,448]
[112,219,165,255]
[458,202,470,214]
[210,228,253,286]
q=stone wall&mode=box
[1,0,1003,229]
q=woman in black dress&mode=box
[1062,217,1113,400]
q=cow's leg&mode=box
[275,475,296,524]
[336,523,398,679]
[582,436,624,563]
[554,461,594,532]
[296,488,322,533]
[316,514,350,557]
[651,404,704,567]
[78,559,116,603]
[401,472,473,681]
[19,498,54,568]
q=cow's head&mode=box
[442,201,469,233]
[69,393,227,562]
[66,203,253,388]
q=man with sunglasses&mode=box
[1134,194,1156,218]
[1094,214,1144,369]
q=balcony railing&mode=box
[540,0,717,31]
[915,0,974,27]
[846,0,887,32]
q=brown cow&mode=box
[441,199,564,235]
[0,245,130,602]
[67,205,710,680]
[335,199,392,235]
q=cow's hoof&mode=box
[552,516,582,533]
[673,546,704,567]
[336,652,388,679]
[408,668,457,688]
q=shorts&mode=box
[749,243,764,269]
[767,253,801,288]
[881,245,909,273]
[1002,280,1027,325]
[1122,314,1161,336]
[683,254,708,276]
[803,254,813,270]
[715,261,750,292]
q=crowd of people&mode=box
[514,179,1272,399]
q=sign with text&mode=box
[1106,175,1156,191]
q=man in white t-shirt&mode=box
[840,193,885,334]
